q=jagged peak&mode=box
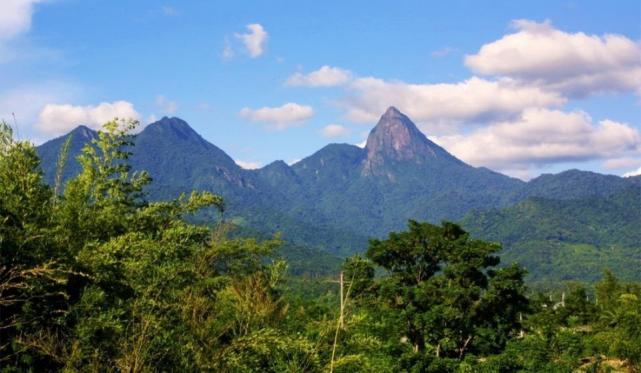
[361,107,463,175]
[381,106,403,118]
[365,108,434,159]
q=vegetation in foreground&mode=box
[1,120,640,372]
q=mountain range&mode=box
[36,107,641,282]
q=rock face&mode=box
[362,106,458,174]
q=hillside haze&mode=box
[37,108,640,261]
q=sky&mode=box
[1,0,640,180]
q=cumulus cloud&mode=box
[623,166,641,177]
[603,157,641,171]
[321,123,350,138]
[0,0,42,41]
[344,76,565,132]
[0,81,82,142]
[432,108,641,172]
[0,0,45,62]
[235,23,268,58]
[235,160,261,169]
[334,20,641,176]
[240,103,314,130]
[155,95,177,114]
[286,66,352,87]
[465,19,641,97]
[36,101,140,135]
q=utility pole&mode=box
[331,271,344,373]
[339,271,344,329]
[330,271,353,373]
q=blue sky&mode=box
[1,0,640,179]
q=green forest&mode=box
[2,119,641,372]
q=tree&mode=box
[591,272,641,370]
[0,121,72,369]
[365,221,529,370]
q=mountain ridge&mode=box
[36,108,639,257]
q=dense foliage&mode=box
[3,120,641,371]
[463,189,641,285]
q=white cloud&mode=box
[0,82,81,140]
[0,0,42,41]
[344,76,565,133]
[286,66,352,87]
[465,19,641,97]
[0,0,45,62]
[432,108,641,172]
[321,123,350,138]
[235,160,261,169]
[155,95,177,114]
[501,168,534,181]
[36,101,140,135]
[623,166,641,177]
[603,157,641,171]
[235,23,268,58]
[240,103,314,130]
[146,114,158,124]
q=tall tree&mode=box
[366,221,528,369]
[0,121,71,368]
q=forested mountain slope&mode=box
[37,108,640,262]
[463,187,641,283]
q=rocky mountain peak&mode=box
[363,107,454,174]
[365,106,427,160]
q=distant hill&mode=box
[37,107,641,281]
[512,169,636,201]
[37,125,98,184]
[463,187,641,284]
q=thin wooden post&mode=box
[331,271,344,373]
[339,271,344,329]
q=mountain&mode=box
[362,107,463,172]
[513,169,636,201]
[36,108,640,262]
[463,187,641,284]
[129,117,260,208]
[37,125,98,184]
[279,107,524,243]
